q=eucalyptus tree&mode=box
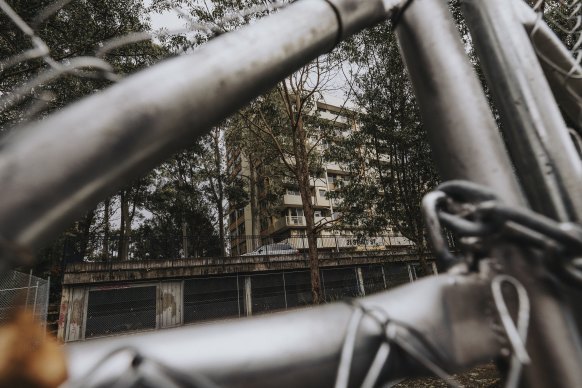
[0,0,167,272]
[0,0,167,131]
[332,22,439,274]
[168,0,350,303]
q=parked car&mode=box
[242,243,299,256]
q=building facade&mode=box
[226,97,413,255]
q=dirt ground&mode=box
[393,364,501,387]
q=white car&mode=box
[242,243,299,256]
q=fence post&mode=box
[182,221,189,259]
[236,274,241,317]
[44,276,50,336]
[244,276,252,317]
[25,269,32,310]
[32,280,39,319]
[432,262,439,276]
[282,273,288,309]
[356,267,365,297]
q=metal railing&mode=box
[62,233,415,263]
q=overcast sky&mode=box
[145,0,186,31]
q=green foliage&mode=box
[331,22,439,248]
[0,0,168,131]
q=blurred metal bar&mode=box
[462,0,582,222]
[460,1,582,386]
[396,0,582,387]
[0,0,397,257]
[395,0,525,207]
[512,0,582,132]
[65,274,500,388]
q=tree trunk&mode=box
[78,209,95,260]
[118,190,130,261]
[294,117,322,304]
[212,130,227,257]
[416,241,430,276]
[249,159,261,249]
[103,198,110,260]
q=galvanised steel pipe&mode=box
[64,275,500,388]
[396,0,582,387]
[0,0,397,259]
[512,0,582,133]
[461,0,582,223]
[394,0,526,208]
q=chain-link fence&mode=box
[84,285,157,339]
[0,270,50,328]
[73,262,430,341]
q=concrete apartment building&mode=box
[226,96,413,255]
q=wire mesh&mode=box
[282,270,312,308]
[85,285,157,339]
[63,233,414,263]
[70,263,435,340]
[0,0,293,129]
[529,0,582,78]
[361,265,386,295]
[0,269,50,327]
[321,267,362,302]
[250,272,287,314]
[383,262,415,287]
[183,276,243,323]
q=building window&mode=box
[289,208,304,217]
[318,189,327,198]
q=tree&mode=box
[198,127,249,257]
[229,59,347,303]
[140,145,223,259]
[0,0,167,132]
[173,0,355,303]
[332,22,439,274]
[0,0,169,277]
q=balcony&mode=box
[283,194,303,206]
[314,216,334,227]
[273,215,307,232]
[325,162,344,173]
[314,195,330,207]
[286,216,306,226]
[309,177,327,187]
[318,109,349,124]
